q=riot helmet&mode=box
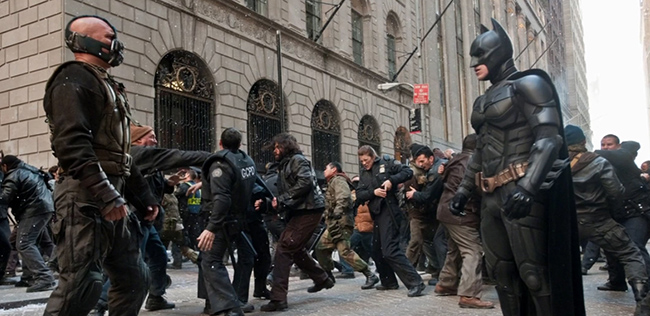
[469,18,514,81]
[65,15,124,67]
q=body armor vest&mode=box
[471,78,533,178]
[202,149,256,218]
[46,61,132,176]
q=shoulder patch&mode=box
[211,168,223,178]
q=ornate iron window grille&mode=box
[358,115,380,155]
[247,80,286,172]
[154,51,214,152]
[311,100,341,175]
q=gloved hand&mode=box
[503,186,534,219]
[449,193,468,216]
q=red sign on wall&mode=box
[413,84,429,104]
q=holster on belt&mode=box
[475,162,528,193]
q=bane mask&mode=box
[65,15,124,67]
[469,18,513,81]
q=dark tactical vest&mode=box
[202,149,257,218]
[46,61,133,176]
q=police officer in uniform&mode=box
[404,144,445,285]
[356,145,426,297]
[197,128,257,316]
[43,15,158,315]
[450,19,584,315]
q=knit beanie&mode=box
[130,124,153,144]
[564,125,585,146]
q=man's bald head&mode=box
[68,16,114,40]
[65,15,124,68]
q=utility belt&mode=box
[475,162,528,193]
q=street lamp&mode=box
[377,82,414,92]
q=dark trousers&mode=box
[232,219,272,303]
[185,212,208,249]
[581,241,601,270]
[17,213,55,285]
[0,217,10,275]
[578,217,647,283]
[45,177,148,316]
[198,230,241,314]
[142,224,170,296]
[371,207,422,289]
[350,229,373,263]
[607,215,650,286]
[269,212,328,302]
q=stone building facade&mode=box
[542,0,591,148]
[0,0,551,176]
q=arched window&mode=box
[311,100,341,175]
[386,12,401,79]
[358,115,381,154]
[247,79,286,171]
[351,0,367,66]
[154,51,214,152]
[394,126,412,164]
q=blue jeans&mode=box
[17,213,55,284]
[350,229,372,263]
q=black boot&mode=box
[631,279,648,302]
[360,269,379,290]
[494,285,522,316]
[145,295,175,311]
[307,277,334,293]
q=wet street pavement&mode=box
[0,261,637,315]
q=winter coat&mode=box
[276,152,325,217]
[437,151,480,228]
[0,162,54,221]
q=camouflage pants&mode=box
[315,226,369,272]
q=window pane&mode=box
[352,10,364,65]
[387,34,396,79]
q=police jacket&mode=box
[437,151,480,228]
[356,155,413,216]
[595,148,647,203]
[0,162,54,221]
[571,151,624,219]
[405,160,444,221]
[276,152,325,217]
[202,149,257,233]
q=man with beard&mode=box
[449,19,584,316]
[356,145,425,297]
[260,133,332,312]
[314,162,379,290]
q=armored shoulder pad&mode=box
[512,74,555,107]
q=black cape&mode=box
[511,69,586,316]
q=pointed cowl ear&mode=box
[480,24,489,34]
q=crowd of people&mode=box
[3,14,650,316]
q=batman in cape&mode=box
[448,18,585,316]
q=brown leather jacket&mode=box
[437,151,480,228]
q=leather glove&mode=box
[449,193,468,216]
[503,186,534,220]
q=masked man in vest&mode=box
[43,15,159,316]
[449,19,585,316]
[197,128,258,316]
